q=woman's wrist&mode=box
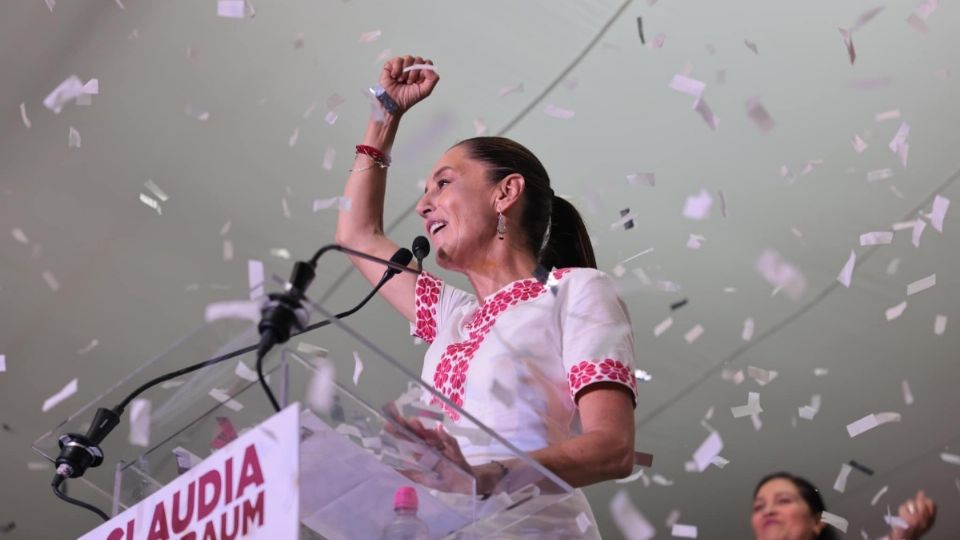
[475,460,509,498]
[362,113,401,154]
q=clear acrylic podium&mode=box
[33,275,577,539]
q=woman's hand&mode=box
[382,404,475,493]
[890,490,937,540]
[378,55,439,117]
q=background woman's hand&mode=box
[890,490,937,540]
[378,55,439,116]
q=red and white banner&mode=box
[80,404,300,540]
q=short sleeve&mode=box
[560,270,638,406]
[411,271,473,343]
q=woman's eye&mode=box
[437,179,450,188]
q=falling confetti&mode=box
[682,188,713,220]
[745,96,775,133]
[934,314,947,335]
[846,412,900,437]
[610,490,656,540]
[885,301,907,321]
[684,324,704,344]
[837,250,856,288]
[128,399,151,447]
[543,104,575,119]
[906,274,935,295]
[67,126,81,148]
[42,377,78,412]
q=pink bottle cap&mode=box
[394,486,419,511]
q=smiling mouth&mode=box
[429,222,446,235]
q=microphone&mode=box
[412,236,430,271]
[381,247,414,281]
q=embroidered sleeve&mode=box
[560,270,638,406]
[412,271,443,343]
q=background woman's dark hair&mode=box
[754,472,838,540]
[454,136,596,270]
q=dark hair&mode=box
[754,472,838,540]
[454,136,596,270]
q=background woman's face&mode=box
[751,478,823,540]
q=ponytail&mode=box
[539,195,596,270]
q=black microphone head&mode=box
[391,247,414,267]
[412,236,430,261]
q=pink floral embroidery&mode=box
[430,269,573,420]
[413,272,442,343]
[567,358,637,402]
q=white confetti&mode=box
[886,257,901,275]
[235,360,258,382]
[672,524,698,538]
[129,399,151,447]
[888,122,910,153]
[142,179,168,202]
[934,314,947,335]
[833,463,853,492]
[222,240,234,261]
[68,126,81,148]
[747,366,778,386]
[692,97,719,131]
[941,452,960,466]
[885,301,907,321]
[821,511,849,533]
[654,317,673,337]
[204,300,260,323]
[576,512,592,534]
[543,104,575,119]
[741,318,755,341]
[610,491,656,540]
[860,231,893,246]
[352,351,364,386]
[722,369,745,385]
[42,270,60,292]
[324,111,338,125]
[684,324,704,344]
[209,388,243,411]
[43,75,85,114]
[666,510,681,528]
[497,82,524,97]
[668,74,705,99]
[288,127,299,147]
[0,354,5,372]
[139,193,161,215]
[269,248,291,260]
[744,38,759,54]
[682,188,713,220]
[616,469,645,484]
[851,135,867,153]
[799,395,821,420]
[313,196,351,212]
[901,380,915,405]
[871,485,888,506]
[184,105,210,121]
[220,221,232,235]
[907,274,935,296]
[867,168,893,182]
[692,431,723,472]
[912,219,927,247]
[173,446,203,473]
[76,339,98,355]
[281,197,291,219]
[322,147,336,171]
[745,96,775,133]
[217,0,245,18]
[652,473,674,486]
[473,118,487,136]
[875,109,901,122]
[401,63,436,73]
[19,102,31,128]
[11,228,29,244]
[884,512,909,530]
[248,259,264,299]
[731,392,762,418]
[814,368,829,376]
[306,357,336,414]
[42,377,78,412]
[837,250,856,288]
[686,234,705,249]
[847,412,901,437]
[755,250,807,300]
[930,195,950,232]
[358,29,382,42]
[717,190,727,217]
[626,173,656,187]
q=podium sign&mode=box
[79,404,300,540]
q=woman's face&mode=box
[416,145,501,272]
[751,478,824,540]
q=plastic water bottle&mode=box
[381,486,430,540]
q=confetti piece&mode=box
[19,102,31,128]
[42,270,60,292]
[287,127,299,147]
[217,0,245,18]
[609,490,656,540]
[204,300,260,323]
[684,325,704,344]
[742,318,755,341]
[838,29,856,65]
[401,63,436,73]
[799,395,821,420]
[934,314,947,335]
[914,0,940,20]
[668,74,705,99]
[0,355,5,372]
[648,33,666,49]
[209,388,243,412]
[270,248,291,260]
[911,219,926,247]
[755,250,807,300]
[615,469,644,484]
[68,126,81,148]
[652,473,674,486]
[851,6,885,32]
[851,135,868,153]
[672,524,698,538]
[670,299,688,311]
[846,412,900,437]
[716,190,727,217]
[870,485,888,506]
[307,357,335,414]
[184,105,210,122]
[42,378,78,412]
[654,317,673,337]
[875,109,901,122]
[173,446,203,474]
[220,221,232,235]
[885,301,907,321]
[743,38,758,54]
[248,259,264,300]
[814,368,829,376]
[223,240,234,261]
[351,351,364,386]
[576,512,592,534]
[473,118,487,136]
[211,417,239,449]
[43,75,85,114]
[160,380,184,390]
[906,14,928,32]
[731,392,762,418]
[692,431,723,472]
[907,274,935,296]
[324,111,338,125]
[837,250,856,288]
[745,97,775,133]
[543,104,575,119]
[27,462,50,471]
[941,452,960,466]
[139,193,161,215]
[234,360,258,382]
[692,97,719,131]
[497,82,524,97]
[821,511,849,533]
[610,210,639,231]
[860,231,893,246]
[686,234,705,249]
[888,122,910,153]
[682,188,713,220]
[635,16,645,43]
[129,399,151,447]
[747,366,778,386]
[312,196,351,212]
[722,369,745,385]
[44,0,54,11]
[833,463,853,492]
[322,147,336,171]
[884,512,909,530]
[930,195,950,232]
[11,228,29,244]
[626,173,656,187]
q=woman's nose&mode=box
[416,193,433,218]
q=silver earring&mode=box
[497,211,506,240]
